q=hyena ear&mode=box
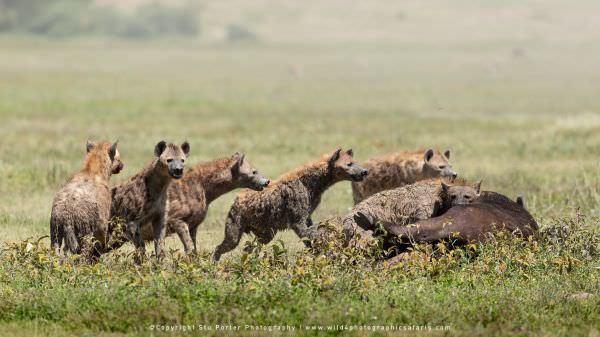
[329,148,342,164]
[232,151,245,161]
[181,141,190,158]
[231,152,245,166]
[346,148,354,157]
[154,140,167,157]
[108,141,118,161]
[86,140,96,153]
[424,149,435,163]
[444,149,451,160]
[231,153,244,175]
[473,180,482,194]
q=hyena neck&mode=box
[431,185,450,216]
[145,161,173,199]
[420,160,446,181]
[189,157,238,204]
[298,162,334,210]
[401,160,426,183]
[82,152,112,181]
[432,198,449,217]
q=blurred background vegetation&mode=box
[0,0,201,39]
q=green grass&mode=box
[1,1,600,334]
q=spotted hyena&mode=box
[136,152,270,254]
[110,140,189,261]
[213,148,369,261]
[50,140,123,257]
[343,178,481,242]
[351,149,457,204]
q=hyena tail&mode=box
[50,215,64,254]
[63,223,81,254]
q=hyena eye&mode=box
[451,195,457,199]
[167,159,173,163]
[347,162,353,167]
[181,159,185,163]
[439,165,446,169]
[252,170,258,175]
[465,195,472,199]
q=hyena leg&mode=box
[290,218,314,247]
[152,214,167,260]
[348,212,378,242]
[257,230,275,245]
[243,230,275,253]
[125,221,145,254]
[90,224,109,258]
[342,211,373,243]
[190,224,199,253]
[213,214,243,262]
[63,223,81,254]
[50,220,63,255]
[171,219,194,255]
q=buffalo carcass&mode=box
[354,191,539,254]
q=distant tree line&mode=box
[0,0,200,38]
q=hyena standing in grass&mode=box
[50,140,123,257]
[343,178,482,242]
[136,153,270,254]
[213,148,369,261]
[351,149,457,204]
[110,141,189,261]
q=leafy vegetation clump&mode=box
[0,215,598,336]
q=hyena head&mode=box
[423,149,457,180]
[441,180,482,206]
[328,148,369,182]
[154,140,190,179]
[86,140,123,175]
[230,152,270,191]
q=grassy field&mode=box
[1,1,600,336]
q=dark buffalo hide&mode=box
[354,191,539,254]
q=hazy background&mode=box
[1,0,599,252]
[2,0,599,45]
